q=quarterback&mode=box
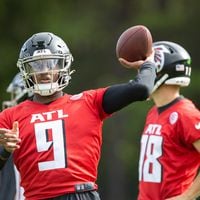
[0,32,156,199]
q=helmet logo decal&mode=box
[154,45,170,72]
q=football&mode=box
[116,25,153,62]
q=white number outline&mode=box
[34,119,67,171]
[139,135,163,183]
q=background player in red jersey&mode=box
[138,41,200,200]
[0,72,33,200]
[0,32,156,200]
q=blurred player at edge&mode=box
[0,72,32,200]
[0,32,156,199]
[137,41,200,200]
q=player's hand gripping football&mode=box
[0,121,21,152]
[118,49,155,70]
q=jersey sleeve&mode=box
[179,102,200,145]
[0,108,13,129]
[84,87,111,120]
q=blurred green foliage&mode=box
[0,0,199,199]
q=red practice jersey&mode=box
[0,88,110,199]
[138,98,200,200]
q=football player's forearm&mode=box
[102,61,156,114]
[132,61,156,93]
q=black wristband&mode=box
[0,148,11,160]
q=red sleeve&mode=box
[179,100,200,145]
[0,108,14,129]
[83,87,111,120]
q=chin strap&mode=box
[152,74,169,93]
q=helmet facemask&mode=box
[18,53,73,96]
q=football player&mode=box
[138,41,200,200]
[0,32,156,200]
[0,72,32,200]
[2,72,33,109]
